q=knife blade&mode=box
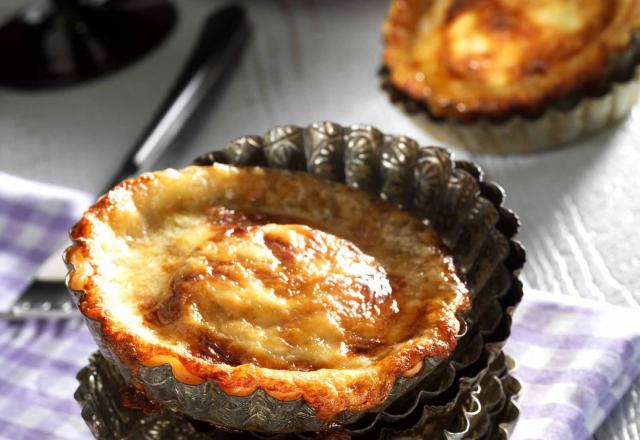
[4,4,250,319]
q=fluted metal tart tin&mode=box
[381,32,640,154]
[66,121,525,434]
[74,350,521,440]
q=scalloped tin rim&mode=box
[73,350,521,439]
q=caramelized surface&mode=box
[144,208,406,370]
[117,188,463,371]
[384,0,640,120]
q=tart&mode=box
[382,0,640,153]
[66,164,470,427]
[66,122,525,434]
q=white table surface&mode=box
[1,0,638,438]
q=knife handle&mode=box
[103,4,250,192]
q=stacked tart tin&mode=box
[71,122,525,439]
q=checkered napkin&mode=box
[0,172,93,311]
[0,172,639,440]
[508,291,640,440]
[0,172,94,439]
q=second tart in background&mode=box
[381,0,640,153]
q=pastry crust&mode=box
[66,164,469,420]
[383,0,640,121]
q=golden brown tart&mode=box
[66,164,470,420]
[382,0,640,152]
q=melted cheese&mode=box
[384,0,639,120]
[79,165,467,373]
[433,0,608,86]
[147,219,400,370]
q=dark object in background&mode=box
[0,0,176,90]
[1,3,250,320]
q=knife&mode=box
[2,4,250,319]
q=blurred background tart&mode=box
[381,0,640,153]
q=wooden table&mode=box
[1,1,638,438]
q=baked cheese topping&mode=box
[384,0,638,119]
[144,212,402,370]
[434,0,609,87]
[72,165,468,374]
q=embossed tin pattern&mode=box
[380,33,640,154]
[67,122,525,433]
[74,350,521,439]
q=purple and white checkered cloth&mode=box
[0,171,639,440]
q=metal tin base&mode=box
[75,351,520,440]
